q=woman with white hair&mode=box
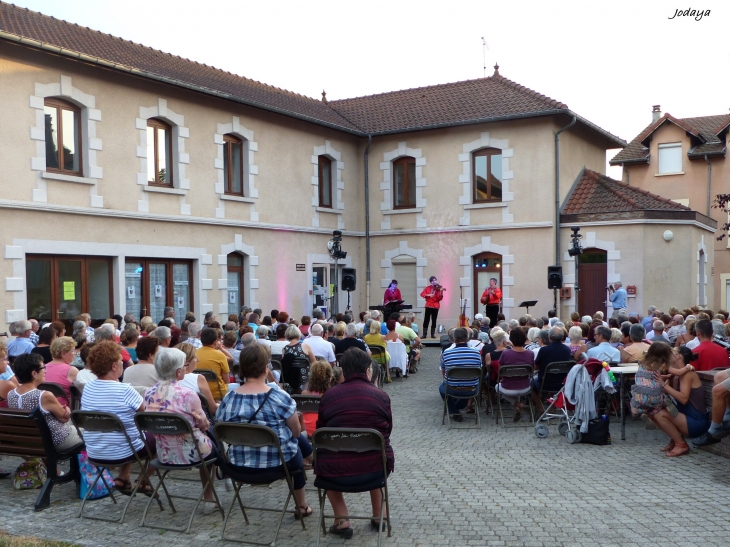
[525,328,541,353]
[568,326,587,361]
[144,347,218,513]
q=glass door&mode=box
[125,262,145,320]
[57,259,83,322]
[125,259,193,323]
[26,259,53,323]
[312,265,328,316]
[149,263,168,323]
[227,253,243,317]
[172,263,190,326]
[87,260,111,322]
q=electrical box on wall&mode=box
[627,285,637,297]
[560,287,572,299]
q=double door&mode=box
[125,260,192,325]
[26,255,112,331]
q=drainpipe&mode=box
[705,155,712,216]
[364,134,373,309]
[623,165,629,186]
[554,115,576,312]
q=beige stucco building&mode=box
[0,4,715,334]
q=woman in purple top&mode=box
[494,328,535,422]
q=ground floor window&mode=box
[26,255,112,333]
[125,259,193,325]
[227,253,244,317]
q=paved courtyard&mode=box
[2,347,730,546]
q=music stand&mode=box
[518,300,538,315]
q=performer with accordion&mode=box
[420,275,445,339]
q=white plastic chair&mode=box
[386,340,408,379]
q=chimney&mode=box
[652,105,661,123]
[321,90,328,104]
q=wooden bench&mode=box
[0,407,84,511]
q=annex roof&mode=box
[0,2,625,146]
[610,113,730,164]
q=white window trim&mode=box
[657,142,683,175]
[214,116,259,221]
[219,236,260,314]
[457,132,514,226]
[311,141,344,229]
[136,98,190,216]
[380,142,427,230]
[381,241,428,311]
[461,236,515,318]
[29,75,104,208]
[697,236,708,306]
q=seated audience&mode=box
[175,342,219,414]
[334,323,370,355]
[122,335,160,388]
[196,327,231,401]
[216,344,313,519]
[315,348,394,539]
[620,324,651,363]
[30,326,55,364]
[303,324,336,365]
[300,358,333,436]
[6,353,82,450]
[585,326,621,363]
[567,326,586,361]
[44,336,79,406]
[121,328,139,363]
[494,328,535,422]
[692,319,730,371]
[534,326,572,397]
[270,323,289,357]
[440,328,481,422]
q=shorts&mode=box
[721,375,730,391]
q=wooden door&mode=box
[577,249,607,317]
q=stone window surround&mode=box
[218,235,260,313]
[697,236,708,307]
[461,237,515,318]
[4,240,212,323]
[380,241,428,311]
[379,142,427,230]
[561,231,621,313]
[457,132,514,226]
[311,141,344,230]
[136,98,190,216]
[29,75,104,208]
[214,117,259,221]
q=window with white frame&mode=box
[392,255,417,306]
[658,142,682,174]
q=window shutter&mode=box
[658,143,682,174]
[392,256,417,308]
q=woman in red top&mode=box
[420,276,444,339]
[383,280,402,305]
[44,336,78,407]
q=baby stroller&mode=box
[534,358,615,443]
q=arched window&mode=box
[473,148,502,203]
[147,118,173,186]
[393,156,416,209]
[44,98,81,175]
[318,155,332,208]
[223,134,244,196]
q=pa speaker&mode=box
[342,268,356,292]
[547,266,563,290]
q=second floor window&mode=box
[393,156,416,209]
[658,142,682,174]
[147,118,172,186]
[318,155,332,208]
[223,134,244,195]
[44,98,81,175]
[473,148,502,202]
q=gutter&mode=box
[364,134,372,309]
[705,155,712,217]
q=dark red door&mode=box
[577,249,607,317]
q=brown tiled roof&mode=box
[561,168,691,215]
[0,2,625,145]
[610,113,729,164]
[328,75,568,133]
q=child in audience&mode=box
[631,343,692,417]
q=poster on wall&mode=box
[177,296,185,309]
[229,291,236,304]
[127,286,136,299]
[155,285,162,298]
[63,281,75,301]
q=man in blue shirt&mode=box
[609,282,627,317]
[585,326,621,363]
[439,328,482,422]
[7,320,35,357]
[641,306,657,331]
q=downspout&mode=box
[705,155,712,216]
[623,165,629,186]
[364,134,373,309]
[554,115,576,311]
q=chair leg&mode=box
[315,488,328,547]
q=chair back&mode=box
[368,345,386,365]
[292,394,321,413]
[444,366,482,383]
[440,335,452,352]
[312,427,385,455]
[69,384,82,411]
[544,361,574,378]
[135,411,193,437]
[195,369,219,383]
[214,422,281,450]
[38,382,67,402]
[71,410,125,434]
[497,364,534,380]
[270,358,282,370]
[291,357,310,389]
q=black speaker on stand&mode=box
[342,268,356,313]
[547,266,563,290]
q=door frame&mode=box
[125,258,194,321]
[472,252,502,316]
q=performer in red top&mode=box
[480,278,502,330]
[420,276,445,339]
[383,280,402,305]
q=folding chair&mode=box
[134,412,223,533]
[494,364,536,427]
[385,341,408,380]
[439,335,452,352]
[292,394,321,415]
[214,422,305,545]
[441,366,483,429]
[195,369,220,384]
[368,346,387,388]
[291,357,311,391]
[38,382,67,404]
[69,384,82,411]
[71,411,166,524]
[312,428,392,547]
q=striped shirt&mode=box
[215,387,297,468]
[80,380,144,460]
[440,344,482,388]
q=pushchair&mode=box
[534,358,615,443]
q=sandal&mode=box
[665,442,690,458]
[114,478,132,493]
[133,480,156,497]
[294,505,313,519]
[660,440,675,452]
[329,523,354,539]
[370,519,387,531]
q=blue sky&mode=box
[10,0,729,177]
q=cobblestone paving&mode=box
[2,347,729,546]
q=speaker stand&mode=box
[345,290,352,314]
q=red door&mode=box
[577,249,607,317]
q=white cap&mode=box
[474,313,484,320]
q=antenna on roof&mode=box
[481,37,489,77]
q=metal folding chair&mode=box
[292,394,321,415]
[195,369,219,384]
[368,346,387,388]
[71,410,167,524]
[495,364,536,427]
[134,412,223,533]
[38,382,67,404]
[291,357,311,391]
[69,384,82,411]
[441,366,483,429]
[213,422,305,545]
[312,428,392,547]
